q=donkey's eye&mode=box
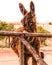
[30,22,33,26]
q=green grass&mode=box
[0,36,5,40]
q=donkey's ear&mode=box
[19,3,27,15]
[30,1,35,13]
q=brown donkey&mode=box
[11,1,44,65]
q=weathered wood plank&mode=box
[20,37,48,65]
[19,41,24,65]
[0,31,52,37]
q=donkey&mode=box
[11,1,44,65]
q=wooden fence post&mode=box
[19,39,25,65]
[8,36,10,47]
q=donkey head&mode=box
[19,1,37,32]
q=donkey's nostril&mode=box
[24,23,26,26]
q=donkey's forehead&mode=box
[23,11,34,19]
[21,12,35,25]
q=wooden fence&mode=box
[0,31,52,65]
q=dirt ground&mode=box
[0,47,52,65]
[0,48,19,65]
[40,46,52,65]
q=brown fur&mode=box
[19,1,41,54]
[11,27,24,56]
[11,1,41,65]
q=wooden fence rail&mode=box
[0,31,51,65]
[0,31,52,37]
